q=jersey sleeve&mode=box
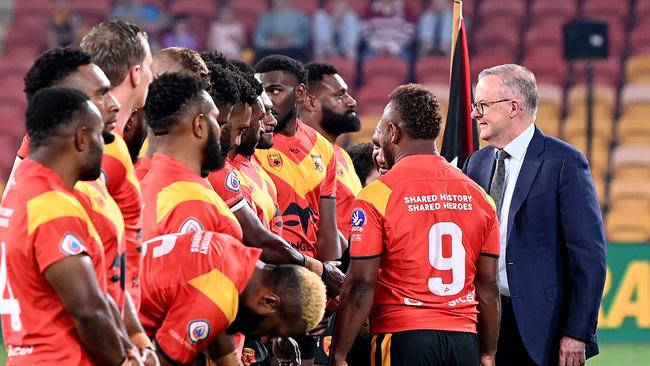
[154,286,229,365]
[320,152,337,198]
[31,213,92,273]
[208,168,246,210]
[348,199,384,259]
[481,211,500,257]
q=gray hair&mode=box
[478,64,538,119]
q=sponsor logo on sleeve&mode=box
[351,208,366,232]
[187,320,210,343]
[59,232,87,256]
[311,154,324,172]
[180,217,203,234]
[225,171,241,193]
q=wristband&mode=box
[130,331,154,350]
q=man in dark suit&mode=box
[463,64,607,366]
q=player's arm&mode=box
[233,204,345,297]
[205,333,241,366]
[316,197,341,262]
[45,255,127,366]
[330,256,380,365]
[474,254,500,361]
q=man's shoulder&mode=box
[540,133,586,162]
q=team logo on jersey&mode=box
[311,154,324,172]
[187,320,210,343]
[180,217,203,234]
[268,153,283,169]
[351,209,366,229]
[59,232,87,256]
[225,171,241,193]
[322,336,332,356]
[242,347,257,365]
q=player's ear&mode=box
[294,84,306,103]
[74,124,89,152]
[192,113,205,139]
[129,64,141,89]
[303,94,319,112]
[388,122,401,144]
[510,99,521,118]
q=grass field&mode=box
[0,342,648,365]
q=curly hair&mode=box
[144,73,205,136]
[230,60,263,105]
[388,84,442,140]
[201,57,240,106]
[26,87,92,149]
[154,47,210,89]
[346,143,375,186]
[305,62,338,91]
[254,55,306,85]
[266,265,326,333]
[24,47,92,100]
[80,20,148,86]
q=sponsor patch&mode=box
[311,154,324,172]
[187,320,210,343]
[351,208,366,228]
[59,232,87,256]
[180,217,203,234]
[242,347,257,365]
[225,171,241,193]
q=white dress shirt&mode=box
[496,123,536,296]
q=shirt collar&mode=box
[499,123,535,161]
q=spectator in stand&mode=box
[207,4,246,59]
[313,0,361,61]
[111,0,168,38]
[254,0,311,62]
[360,0,417,62]
[48,0,81,47]
[163,17,200,50]
[418,0,454,56]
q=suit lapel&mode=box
[477,148,496,191]
[506,128,545,242]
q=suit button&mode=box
[507,262,515,265]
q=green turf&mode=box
[588,343,650,365]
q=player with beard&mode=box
[0,87,142,366]
[302,62,362,244]
[331,85,500,366]
[81,20,153,310]
[139,230,327,366]
[254,55,340,366]
[136,46,212,181]
[140,73,242,242]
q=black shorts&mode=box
[294,334,319,360]
[371,330,480,366]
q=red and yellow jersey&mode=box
[141,153,243,242]
[134,156,151,182]
[333,145,362,239]
[230,154,282,235]
[0,160,105,365]
[207,161,247,210]
[74,179,125,308]
[139,231,261,364]
[254,120,337,257]
[16,133,28,160]
[350,155,500,334]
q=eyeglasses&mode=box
[471,99,512,116]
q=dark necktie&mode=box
[490,149,510,216]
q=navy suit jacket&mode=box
[463,127,607,366]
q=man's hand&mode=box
[480,354,495,366]
[271,337,301,366]
[323,261,345,298]
[559,336,586,366]
[140,347,160,366]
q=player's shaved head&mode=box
[27,87,96,149]
[152,47,210,88]
[144,73,209,136]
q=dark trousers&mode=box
[496,296,537,366]
[372,330,480,366]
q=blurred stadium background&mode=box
[0,0,648,364]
